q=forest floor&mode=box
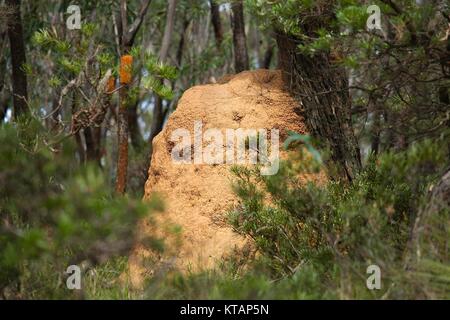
[128,69,323,286]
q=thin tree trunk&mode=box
[158,0,177,63]
[370,108,381,155]
[277,33,361,182]
[230,0,249,73]
[439,86,450,160]
[209,0,223,49]
[74,133,86,163]
[116,46,130,193]
[116,85,129,193]
[439,25,450,160]
[116,0,130,194]
[263,43,274,69]
[0,32,6,93]
[149,0,177,146]
[84,126,102,165]
[176,18,190,68]
[84,128,96,162]
[0,95,9,123]
[128,100,143,150]
[128,74,143,151]
[149,97,164,143]
[0,33,8,123]
[72,92,85,163]
[6,0,28,118]
[115,0,152,194]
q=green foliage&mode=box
[97,52,115,74]
[0,122,163,299]
[144,140,448,300]
[146,263,335,299]
[225,140,449,299]
[33,29,71,53]
[246,0,305,36]
[336,5,370,31]
[141,52,178,100]
[3,0,448,301]
[32,29,88,79]
[143,52,178,81]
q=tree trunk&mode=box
[263,43,274,69]
[71,92,85,163]
[176,18,190,68]
[370,109,381,155]
[116,85,129,194]
[0,33,8,123]
[6,0,28,119]
[439,27,450,160]
[148,0,177,146]
[128,72,143,151]
[115,0,152,194]
[0,95,9,123]
[149,96,165,145]
[277,34,361,182]
[84,126,102,165]
[115,2,131,195]
[209,0,223,49]
[128,99,143,150]
[158,0,177,64]
[84,128,96,162]
[231,0,249,73]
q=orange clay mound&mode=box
[129,69,321,285]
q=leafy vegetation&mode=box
[0,0,449,300]
[0,122,163,299]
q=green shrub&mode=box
[0,121,163,299]
[226,140,448,299]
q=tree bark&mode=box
[370,108,381,155]
[0,32,6,93]
[148,0,177,146]
[209,0,223,49]
[116,85,129,194]
[439,23,450,160]
[84,128,96,162]
[263,43,274,69]
[128,99,143,150]
[0,95,9,123]
[276,33,361,182]
[158,0,177,64]
[128,73,144,151]
[149,96,164,144]
[71,92,85,163]
[84,126,102,165]
[0,32,8,123]
[231,0,249,73]
[176,18,190,68]
[115,0,152,194]
[6,0,28,119]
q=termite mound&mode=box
[128,69,321,285]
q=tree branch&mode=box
[124,0,152,47]
[120,0,128,42]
